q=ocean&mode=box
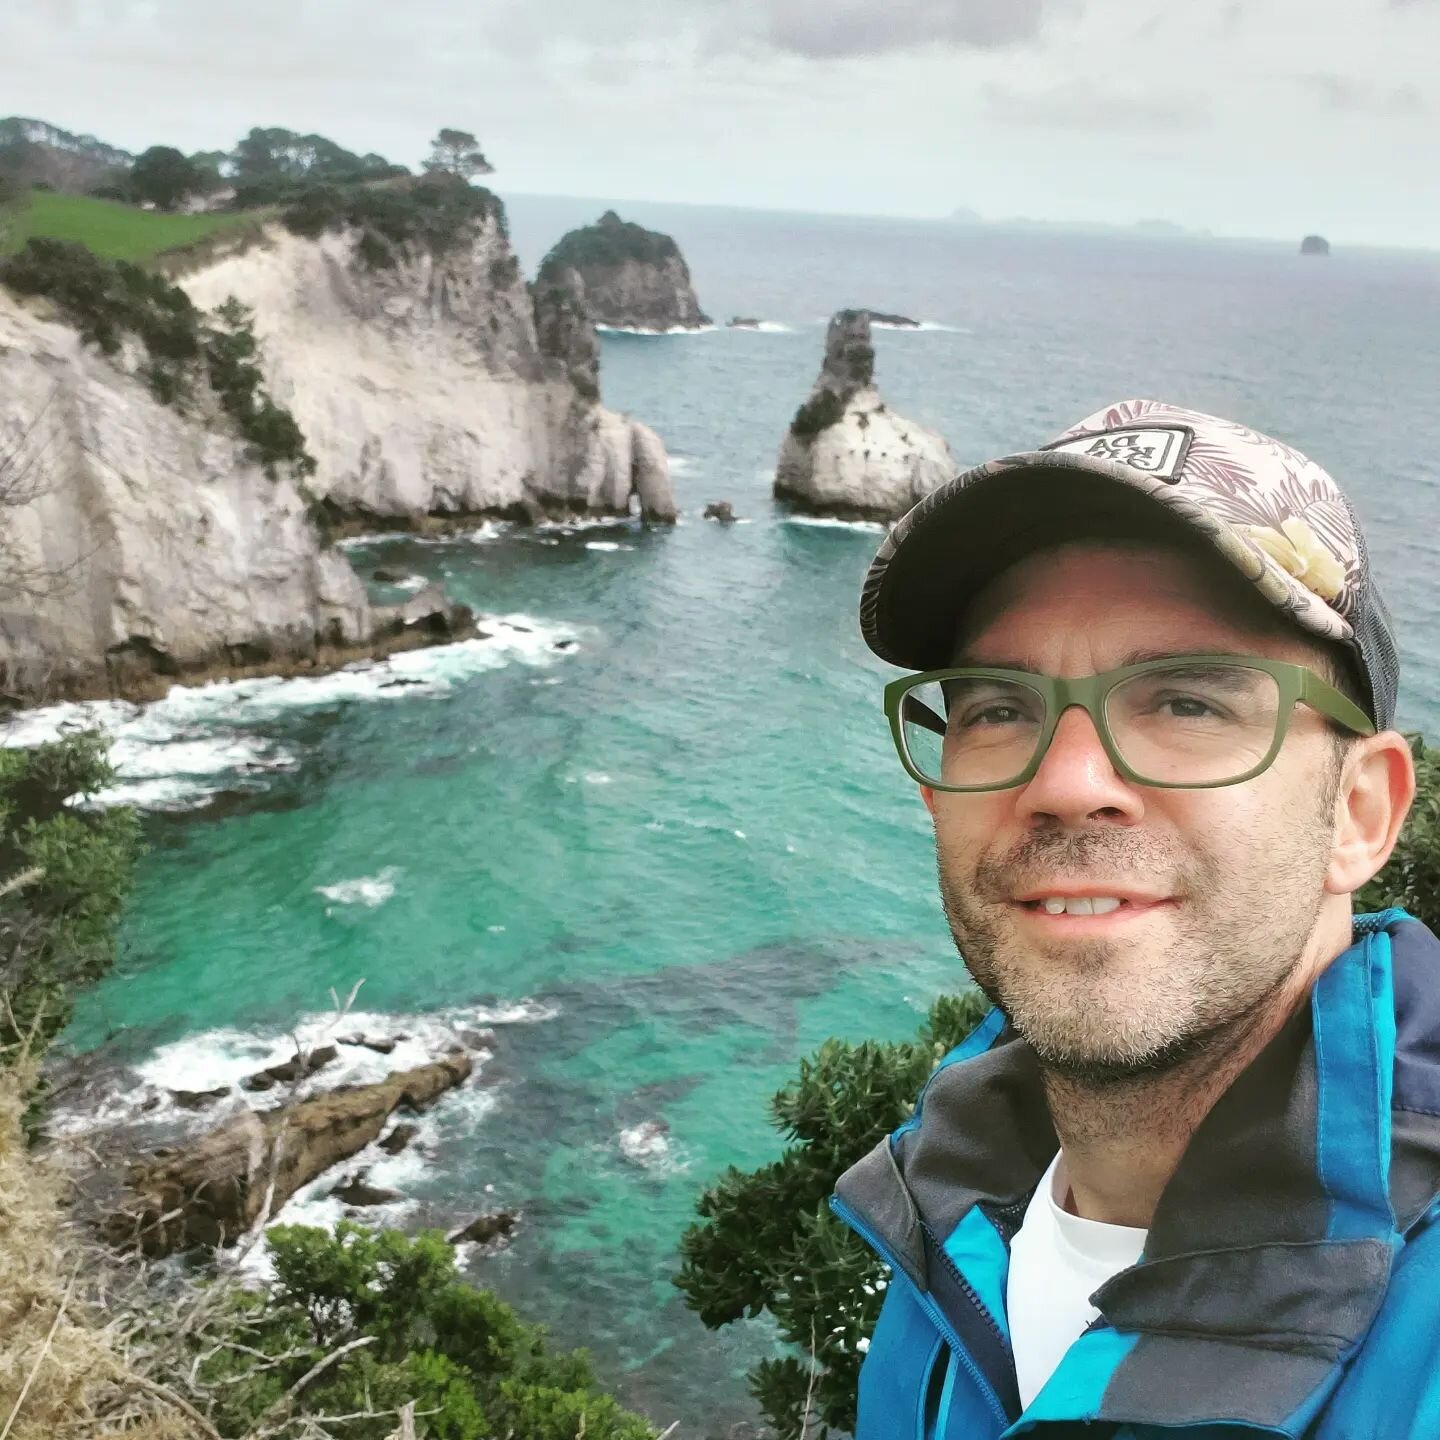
[20,196,1440,1434]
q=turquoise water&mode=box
[51,199,1440,1433]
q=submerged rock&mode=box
[331,1172,404,1207]
[773,309,954,521]
[703,501,737,523]
[866,311,920,328]
[239,1043,339,1093]
[169,1087,230,1111]
[727,316,761,330]
[537,211,709,331]
[379,1122,419,1155]
[447,1210,519,1246]
[107,1052,471,1256]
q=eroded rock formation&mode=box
[537,210,709,332]
[105,1052,471,1257]
[773,309,954,521]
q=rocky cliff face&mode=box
[0,202,677,703]
[179,218,675,525]
[537,211,709,332]
[773,310,954,521]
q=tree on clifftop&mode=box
[129,145,202,210]
[423,127,494,180]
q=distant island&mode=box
[1301,234,1332,256]
[946,205,1212,241]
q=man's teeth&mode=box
[1038,897,1124,916]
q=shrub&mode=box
[0,733,140,1061]
[789,387,847,441]
[280,173,504,267]
[198,1221,657,1439]
[0,241,314,477]
[536,210,679,284]
[675,991,989,1437]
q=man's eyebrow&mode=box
[952,647,1253,672]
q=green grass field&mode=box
[0,189,257,263]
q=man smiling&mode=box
[833,400,1436,1437]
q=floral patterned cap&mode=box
[859,399,1399,727]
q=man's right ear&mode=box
[920,785,936,817]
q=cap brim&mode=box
[859,451,1351,671]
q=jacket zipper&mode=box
[920,1217,1011,1353]
[830,1193,1010,1429]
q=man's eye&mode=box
[1157,694,1224,719]
[961,704,1025,727]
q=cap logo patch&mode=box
[1045,426,1191,481]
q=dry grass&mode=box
[0,1063,206,1439]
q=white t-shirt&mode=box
[1005,1153,1148,1409]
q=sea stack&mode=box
[1300,235,1331,256]
[773,309,954,522]
[537,211,710,332]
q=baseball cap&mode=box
[859,399,1399,728]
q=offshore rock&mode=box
[105,1052,471,1257]
[1300,234,1331,256]
[773,309,954,521]
[537,210,709,331]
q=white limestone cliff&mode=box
[179,221,675,524]
[774,309,954,521]
[0,205,675,703]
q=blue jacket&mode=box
[832,911,1440,1438]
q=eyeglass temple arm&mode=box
[900,693,947,737]
[1299,670,1377,736]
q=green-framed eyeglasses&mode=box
[884,654,1376,793]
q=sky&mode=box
[4,0,1438,247]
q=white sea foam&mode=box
[316,867,401,908]
[584,540,633,552]
[46,994,556,1141]
[595,323,717,336]
[783,515,889,534]
[3,616,585,812]
[727,320,792,334]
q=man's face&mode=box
[927,540,1345,1077]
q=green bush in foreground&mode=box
[0,733,139,1061]
[680,737,1439,1437]
[675,991,989,1438]
[198,1221,656,1439]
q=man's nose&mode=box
[1015,705,1145,827]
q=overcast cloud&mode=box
[3,0,1438,246]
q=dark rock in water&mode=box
[240,1043,339,1092]
[372,567,406,583]
[536,210,710,331]
[703,501,737,523]
[1300,234,1331,256]
[553,638,577,651]
[338,1033,397,1055]
[456,1027,496,1050]
[447,1210,519,1245]
[379,1122,419,1155]
[508,623,533,634]
[866,310,920,328]
[170,1087,230,1111]
[107,1053,472,1256]
[332,1172,404,1207]
[727,317,761,329]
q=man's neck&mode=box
[1040,927,1346,1229]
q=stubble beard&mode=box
[935,808,1334,1083]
